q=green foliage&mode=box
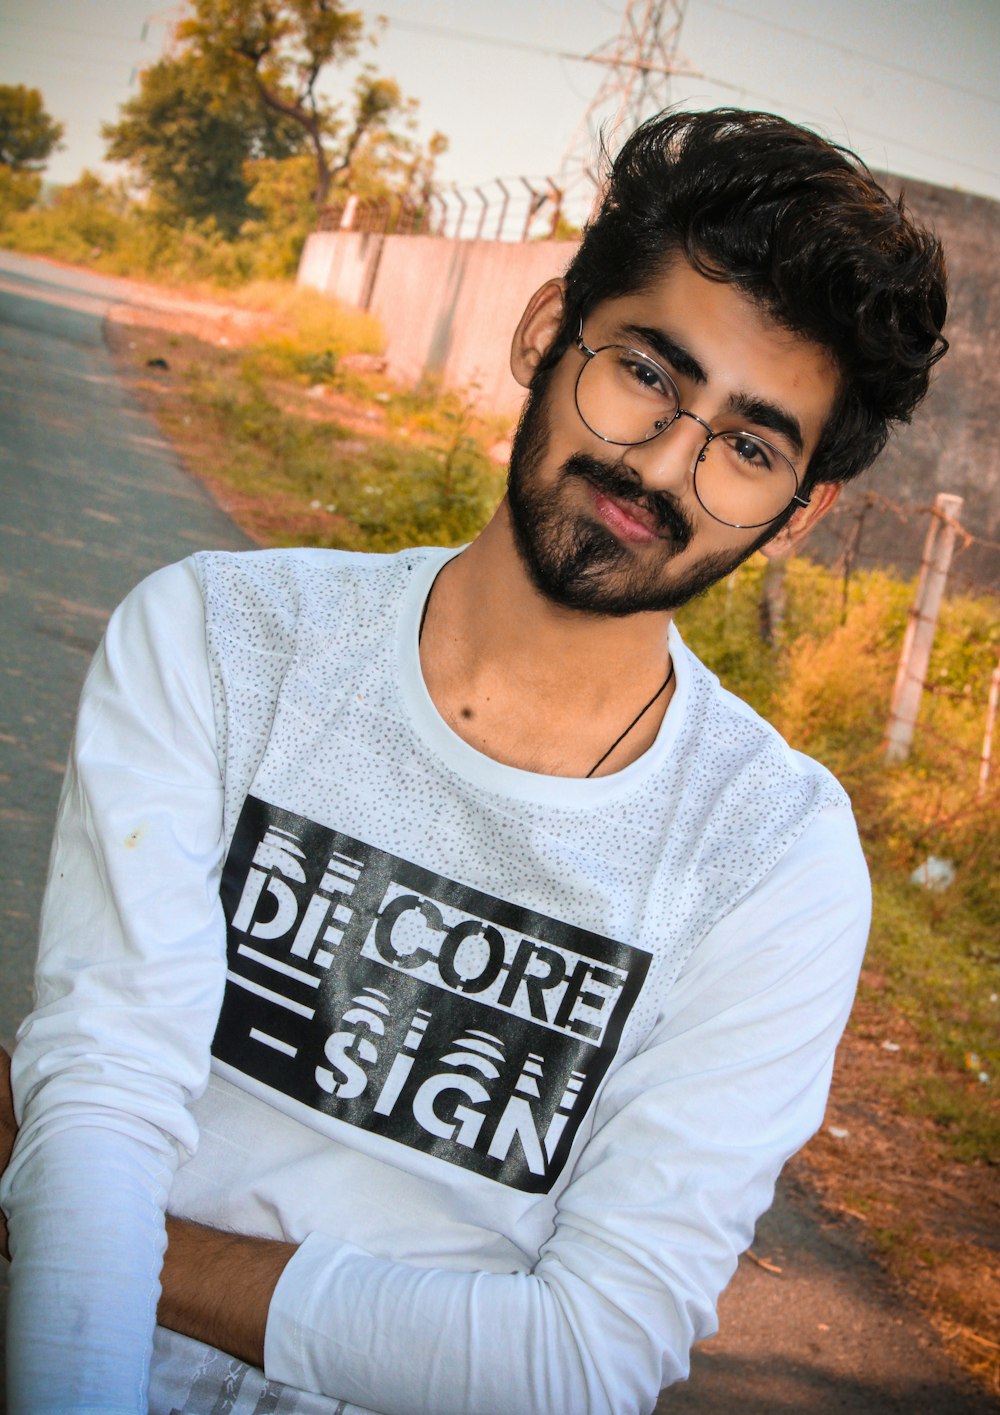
[239,154,317,277]
[242,282,383,376]
[4,172,135,261]
[0,165,41,227]
[546,214,583,243]
[0,85,63,171]
[103,54,304,237]
[181,0,365,86]
[672,557,782,711]
[0,8,446,286]
[175,313,504,553]
[173,0,441,212]
[0,172,263,284]
[867,874,998,1162]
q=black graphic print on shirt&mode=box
[213,796,651,1194]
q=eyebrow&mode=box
[619,323,707,384]
[619,322,805,460]
[729,394,804,460]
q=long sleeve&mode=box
[264,807,870,1415]
[1,560,228,1414]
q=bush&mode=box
[0,165,41,227]
[241,283,384,384]
[0,152,401,290]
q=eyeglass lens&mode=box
[576,346,800,529]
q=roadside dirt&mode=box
[105,300,1000,1403]
[789,977,999,1396]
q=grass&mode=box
[134,300,508,555]
[186,364,505,552]
[866,875,998,1162]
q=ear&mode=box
[760,481,842,561]
[510,279,567,389]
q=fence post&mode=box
[884,492,964,763]
[451,184,467,240]
[979,658,1000,798]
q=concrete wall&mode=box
[298,230,385,311]
[806,178,1000,589]
[299,231,579,418]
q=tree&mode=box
[104,53,305,236]
[175,0,443,211]
[0,85,63,171]
[0,85,63,226]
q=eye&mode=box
[723,434,776,475]
[616,351,671,399]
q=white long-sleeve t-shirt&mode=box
[2,546,870,1415]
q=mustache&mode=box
[563,454,694,547]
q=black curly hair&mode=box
[554,109,949,492]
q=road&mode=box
[1,252,995,1414]
[0,251,253,1410]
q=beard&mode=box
[506,375,772,618]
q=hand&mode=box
[1,1044,15,1260]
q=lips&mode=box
[562,453,693,551]
[592,487,662,542]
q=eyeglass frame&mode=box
[572,320,812,530]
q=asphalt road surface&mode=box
[1,252,995,1414]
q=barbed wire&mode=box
[777,490,1000,803]
[815,490,999,598]
[317,178,567,244]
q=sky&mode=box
[1,0,998,219]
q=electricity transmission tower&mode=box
[557,0,691,225]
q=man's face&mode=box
[506,259,840,617]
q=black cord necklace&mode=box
[585,662,674,778]
[419,579,673,779]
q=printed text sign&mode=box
[214,796,650,1193]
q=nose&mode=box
[620,409,708,495]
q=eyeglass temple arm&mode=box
[575,317,597,359]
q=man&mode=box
[2,109,946,1414]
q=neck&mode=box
[419,500,676,777]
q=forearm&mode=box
[159,1215,296,1368]
[5,1124,173,1414]
[0,1053,289,1383]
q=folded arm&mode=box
[0,1058,279,1370]
[254,824,870,1415]
[99,813,872,1415]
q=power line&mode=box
[0,15,154,46]
[675,74,1000,185]
[0,41,142,79]
[364,8,593,63]
[383,6,998,113]
[380,13,737,87]
[378,10,711,81]
[377,13,592,63]
[699,0,1000,108]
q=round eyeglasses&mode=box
[574,329,811,530]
